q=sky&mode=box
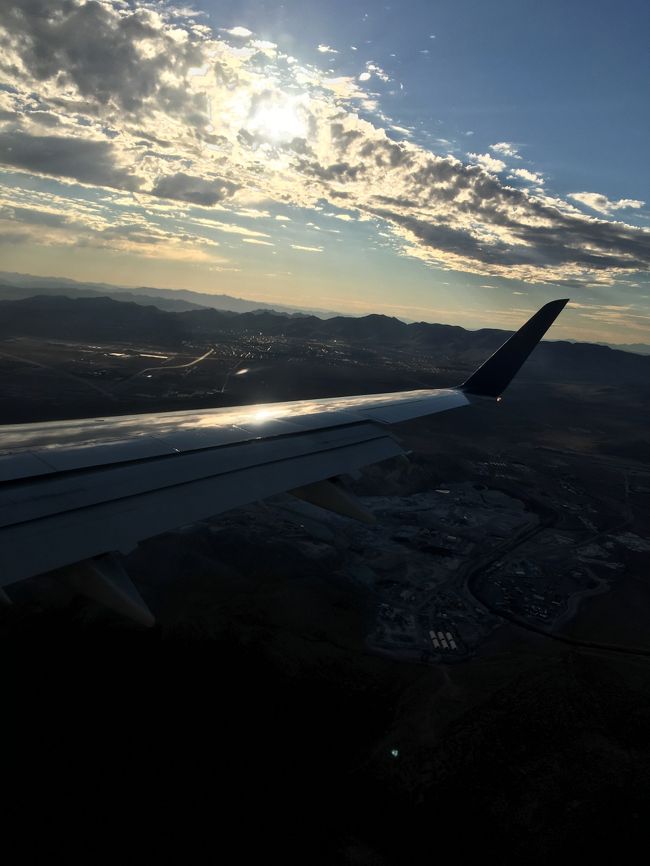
[0,0,649,343]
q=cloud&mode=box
[490,141,520,159]
[509,168,544,185]
[364,62,390,82]
[358,62,390,83]
[151,172,239,206]
[0,202,74,230]
[0,177,230,263]
[188,216,270,238]
[0,0,648,287]
[291,244,323,252]
[0,197,227,263]
[241,237,274,246]
[250,38,277,57]
[317,44,338,54]
[235,208,271,219]
[222,26,252,38]
[0,1,206,115]
[568,192,645,215]
[467,152,506,174]
[0,130,142,190]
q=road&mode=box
[460,500,650,659]
[128,347,215,379]
[115,347,216,389]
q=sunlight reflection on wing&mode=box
[0,389,466,455]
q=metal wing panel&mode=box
[356,389,469,423]
[0,387,463,480]
[0,387,467,585]
[0,387,467,586]
[0,423,387,527]
[0,452,56,483]
[32,436,178,472]
[0,428,403,586]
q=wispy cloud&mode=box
[568,192,645,215]
[242,237,274,246]
[363,61,390,82]
[222,26,253,38]
[509,167,544,185]
[467,152,506,174]
[490,141,521,159]
[0,178,229,264]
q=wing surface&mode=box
[0,389,467,586]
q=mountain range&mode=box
[2,272,648,357]
[1,293,648,389]
[0,272,336,317]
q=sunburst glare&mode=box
[247,94,307,143]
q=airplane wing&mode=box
[0,299,568,623]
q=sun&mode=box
[247,94,307,143]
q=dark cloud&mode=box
[0,129,142,189]
[303,161,366,182]
[0,0,204,117]
[368,197,650,275]
[329,123,363,150]
[151,172,239,206]
[0,203,69,227]
[303,128,650,277]
[0,228,33,244]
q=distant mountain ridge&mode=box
[598,342,650,356]
[2,272,649,357]
[0,294,648,388]
[0,271,339,318]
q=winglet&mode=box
[460,299,569,398]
